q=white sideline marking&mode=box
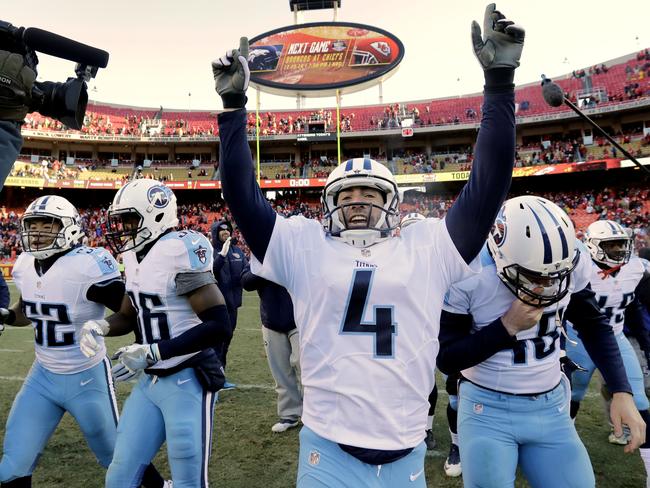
[0,349,23,353]
[0,376,24,381]
[234,384,275,391]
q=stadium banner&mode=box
[248,22,404,96]
[2,159,626,190]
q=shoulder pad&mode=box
[159,230,213,271]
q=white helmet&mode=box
[321,158,400,248]
[585,220,632,267]
[107,179,178,254]
[400,212,427,229]
[487,196,579,307]
[20,195,83,260]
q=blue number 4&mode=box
[340,269,396,358]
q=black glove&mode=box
[471,4,525,70]
[560,355,587,387]
[0,50,36,122]
[0,308,16,336]
[211,37,250,109]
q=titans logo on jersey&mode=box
[12,247,121,374]
[443,242,593,394]
[588,256,646,336]
[122,230,213,370]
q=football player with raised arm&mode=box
[0,196,166,488]
[566,220,650,481]
[212,5,524,486]
[437,196,645,488]
[79,179,232,488]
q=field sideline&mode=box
[0,282,645,487]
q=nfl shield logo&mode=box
[473,403,483,414]
[309,450,320,466]
[193,246,207,264]
[361,249,371,257]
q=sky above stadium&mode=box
[4,0,649,111]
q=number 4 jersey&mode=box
[122,230,213,371]
[12,246,121,374]
[443,242,593,394]
[250,215,477,451]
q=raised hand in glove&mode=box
[211,37,250,109]
[219,237,231,257]
[79,319,110,358]
[471,3,525,70]
[0,50,36,122]
[0,308,16,336]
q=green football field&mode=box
[0,282,645,487]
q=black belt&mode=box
[460,375,560,397]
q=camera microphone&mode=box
[541,76,565,107]
[22,27,109,68]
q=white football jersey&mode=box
[122,230,213,370]
[251,216,477,450]
[443,241,592,394]
[12,246,121,374]
[587,256,647,336]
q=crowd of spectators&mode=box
[1,184,647,262]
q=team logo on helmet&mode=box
[491,209,508,248]
[370,41,391,57]
[147,186,172,209]
[193,245,208,264]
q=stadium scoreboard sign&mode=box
[248,22,404,96]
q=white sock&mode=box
[450,429,459,446]
[640,448,650,487]
[426,415,434,430]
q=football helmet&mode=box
[487,196,579,307]
[351,38,393,65]
[106,179,178,254]
[585,220,632,267]
[322,158,399,248]
[248,45,280,71]
[20,195,83,260]
[400,212,426,229]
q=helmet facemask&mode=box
[593,237,632,267]
[106,208,152,255]
[20,213,81,260]
[499,254,578,307]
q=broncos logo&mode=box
[193,245,208,264]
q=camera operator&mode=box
[0,50,33,191]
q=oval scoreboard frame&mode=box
[247,21,405,97]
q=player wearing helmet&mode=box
[79,179,232,488]
[212,4,527,486]
[437,196,644,488]
[0,195,166,488]
[566,219,650,483]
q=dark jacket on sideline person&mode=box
[240,262,296,333]
[211,220,248,310]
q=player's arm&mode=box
[445,5,524,264]
[213,39,277,263]
[624,296,650,356]
[152,274,231,360]
[566,285,645,452]
[566,285,632,394]
[0,295,31,329]
[86,277,127,313]
[79,293,139,357]
[438,299,541,374]
[240,262,264,291]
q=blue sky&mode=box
[4,0,649,111]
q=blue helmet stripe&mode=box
[527,204,553,264]
[363,158,372,170]
[38,196,50,211]
[537,201,568,260]
[345,160,354,171]
[607,221,620,235]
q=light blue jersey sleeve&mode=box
[72,247,122,283]
[160,231,214,273]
